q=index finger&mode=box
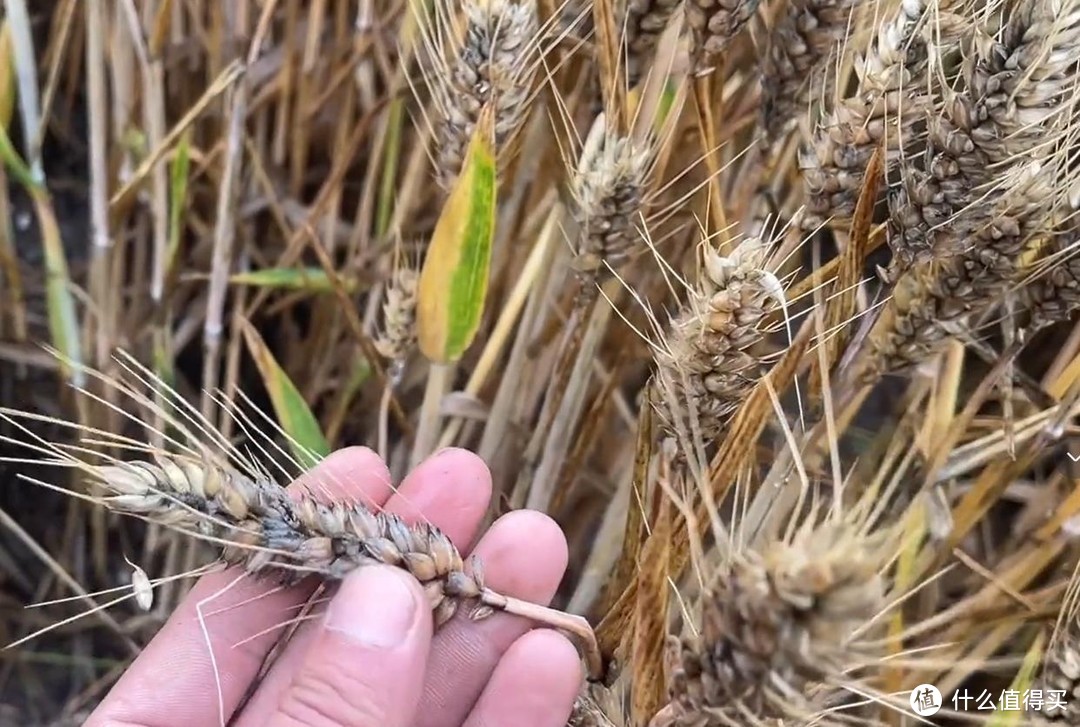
[85,446,394,727]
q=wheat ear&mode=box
[0,351,604,679]
[648,519,890,726]
[869,0,1080,375]
[374,264,420,380]
[651,236,784,446]
[761,0,859,140]
[1021,225,1080,331]
[571,118,654,277]
[684,0,761,74]
[623,0,682,86]
[419,0,539,189]
[798,0,935,234]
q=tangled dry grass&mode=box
[4,0,1080,725]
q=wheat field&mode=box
[1,0,1080,724]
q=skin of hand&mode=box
[85,447,583,727]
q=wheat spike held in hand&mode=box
[0,350,603,680]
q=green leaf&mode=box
[166,131,191,276]
[417,107,497,363]
[32,190,83,388]
[241,321,330,469]
[987,630,1045,726]
[229,267,360,293]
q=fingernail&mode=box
[326,565,419,648]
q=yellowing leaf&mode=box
[0,21,15,131]
[417,107,497,363]
[241,321,330,468]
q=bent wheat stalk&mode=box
[0,350,603,680]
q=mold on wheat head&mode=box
[91,457,487,625]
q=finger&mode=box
[86,447,393,727]
[415,510,570,727]
[462,630,582,727]
[268,565,433,727]
[233,447,493,725]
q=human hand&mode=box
[86,447,582,727]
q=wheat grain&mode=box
[1022,226,1080,331]
[685,0,761,74]
[567,693,618,726]
[624,0,682,85]
[422,0,539,189]
[762,0,859,140]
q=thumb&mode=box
[269,565,433,727]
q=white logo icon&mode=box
[910,684,943,716]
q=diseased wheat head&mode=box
[648,518,893,726]
[417,0,540,189]
[651,236,783,447]
[866,0,1080,375]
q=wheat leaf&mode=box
[241,321,331,468]
[417,106,497,363]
